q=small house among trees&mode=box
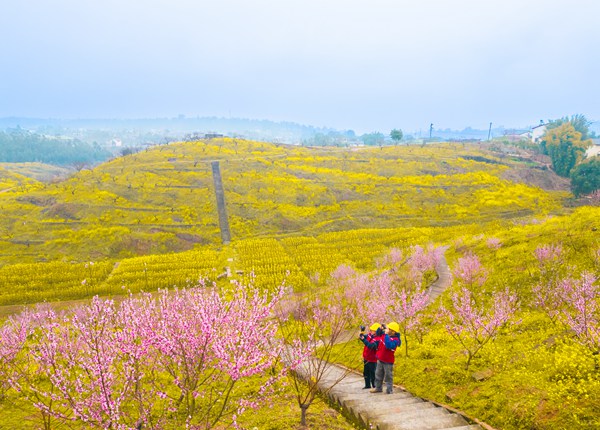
[585,139,600,158]
[531,121,547,143]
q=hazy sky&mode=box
[1,0,599,134]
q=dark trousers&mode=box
[363,360,377,388]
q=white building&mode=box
[531,122,547,143]
[585,139,600,158]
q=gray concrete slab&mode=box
[377,411,470,430]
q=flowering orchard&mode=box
[528,242,600,355]
[2,207,600,429]
[557,272,600,354]
[0,280,288,430]
[0,139,563,267]
[0,225,466,309]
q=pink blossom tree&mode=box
[361,272,395,324]
[407,244,443,287]
[4,305,76,430]
[343,246,443,356]
[146,281,286,429]
[392,245,444,355]
[534,244,564,270]
[375,247,404,270]
[0,309,32,401]
[557,272,600,355]
[116,292,162,427]
[391,287,430,356]
[452,254,488,289]
[437,287,519,369]
[2,279,287,430]
[486,237,502,250]
[276,294,356,427]
[531,244,566,323]
[5,298,155,429]
[342,272,376,324]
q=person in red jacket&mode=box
[370,321,401,394]
[358,323,381,389]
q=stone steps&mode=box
[300,361,484,430]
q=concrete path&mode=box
[295,359,482,430]
[427,246,453,304]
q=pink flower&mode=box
[452,254,487,287]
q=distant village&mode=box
[2,116,599,160]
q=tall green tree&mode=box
[570,157,600,197]
[542,123,591,177]
[545,114,592,140]
[390,128,403,144]
[360,132,385,146]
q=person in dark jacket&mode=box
[370,321,401,394]
[359,323,381,389]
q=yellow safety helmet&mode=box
[387,322,400,333]
[369,323,381,331]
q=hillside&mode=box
[0,138,569,266]
[0,162,72,183]
[1,139,599,430]
[2,203,600,429]
[0,166,36,188]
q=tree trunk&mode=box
[300,404,309,426]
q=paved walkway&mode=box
[427,246,453,304]
[295,358,483,430]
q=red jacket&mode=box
[361,333,378,363]
[375,333,400,364]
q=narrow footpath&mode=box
[426,246,453,305]
[296,359,483,430]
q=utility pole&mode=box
[211,161,231,245]
[429,123,433,140]
[488,122,492,141]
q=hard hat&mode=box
[387,322,400,333]
[369,323,381,331]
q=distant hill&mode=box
[0,116,346,146]
[0,129,111,166]
[0,138,570,266]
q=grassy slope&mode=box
[331,206,600,430]
[0,165,41,192]
[2,139,598,429]
[0,162,72,182]
[0,139,566,266]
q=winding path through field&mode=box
[427,245,453,304]
[297,247,497,430]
